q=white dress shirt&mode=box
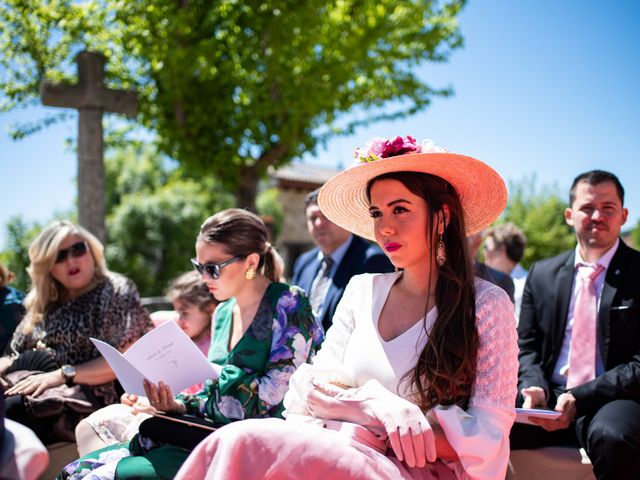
[551,238,619,386]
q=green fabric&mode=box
[115,444,190,480]
[57,442,131,479]
[176,282,322,424]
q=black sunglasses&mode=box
[55,241,89,263]
[191,256,244,279]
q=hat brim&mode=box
[317,152,507,241]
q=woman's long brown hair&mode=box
[367,172,478,411]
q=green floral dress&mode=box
[59,282,323,480]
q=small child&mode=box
[74,271,216,456]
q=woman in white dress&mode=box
[175,135,518,480]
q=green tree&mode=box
[498,177,575,269]
[256,187,284,242]
[0,145,234,296]
[1,0,466,208]
[0,217,43,292]
[104,145,234,296]
[629,219,640,250]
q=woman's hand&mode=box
[359,380,436,468]
[120,392,139,406]
[120,392,154,414]
[4,370,65,397]
[143,380,186,414]
[307,379,436,468]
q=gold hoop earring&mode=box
[436,236,446,267]
[245,266,257,280]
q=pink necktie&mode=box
[566,263,605,389]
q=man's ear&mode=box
[564,207,574,227]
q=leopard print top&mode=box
[6,271,152,405]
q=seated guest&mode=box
[467,232,515,302]
[60,209,323,479]
[512,170,640,479]
[484,222,528,319]
[0,220,151,444]
[292,188,393,331]
[0,263,25,353]
[74,270,217,456]
[175,135,518,480]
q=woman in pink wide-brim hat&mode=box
[175,135,518,480]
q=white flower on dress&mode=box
[292,333,312,367]
[96,447,132,464]
[218,396,245,420]
[258,365,295,406]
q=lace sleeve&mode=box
[431,280,518,480]
[471,281,519,409]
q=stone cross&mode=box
[41,51,137,243]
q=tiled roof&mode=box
[271,163,341,184]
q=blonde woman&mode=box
[0,220,151,444]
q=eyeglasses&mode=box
[191,256,244,279]
[55,241,89,263]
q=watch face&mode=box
[62,365,76,377]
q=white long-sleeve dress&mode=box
[175,272,518,480]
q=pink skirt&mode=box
[175,418,458,480]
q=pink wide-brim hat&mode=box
[317,152,507,241]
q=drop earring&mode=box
[245,266,257,280]
[436,235,446,267]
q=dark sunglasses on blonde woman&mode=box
[55,241,89,263]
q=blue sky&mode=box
[2,0,639,249]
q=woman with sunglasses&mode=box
[0,220,151,444]
[59,208,323,480]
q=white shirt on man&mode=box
[310,235,352,317]
[511,262,528,322]
[550,238,619,386]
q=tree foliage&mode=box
[629,219,640,250]
[0,217,43,292]
[256,187,284,241]
[1,0,466,207]
[0,145,235,296]
[497,177,575,269]
[104,145,234,296]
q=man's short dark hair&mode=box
[569,170,625,206]
[304,188,320,209]
[485,223,527,263]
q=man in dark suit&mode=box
[466,232,515,302]
[292,189,392,331]
[512,170,640,479]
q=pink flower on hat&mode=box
[354,135,446,163]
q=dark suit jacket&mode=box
[291,236,393,331]
[517,239,640,417]
[474,261,515,303]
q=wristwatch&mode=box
[61,364,76,387]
